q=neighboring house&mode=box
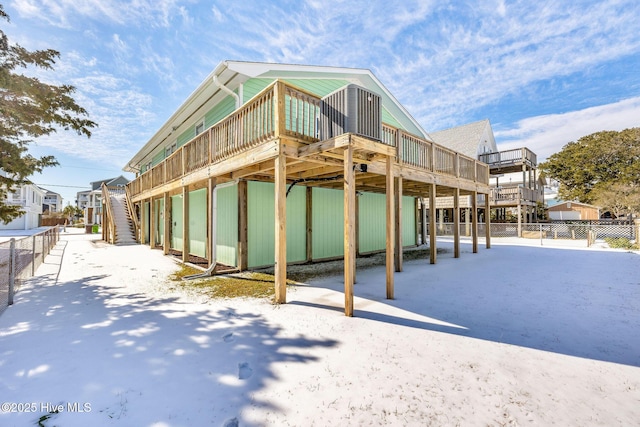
[42,188,63,213]
[0,181,45,230]
[548,201,600,220]
[430,120,543,232]
[116,60,493,315]
[430,119,498,159]
[77,176,130,225]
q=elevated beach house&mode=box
[430,119,544,236]
[114,61,492,316]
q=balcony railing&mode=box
[383,125,489,183]
[128,81,489,198]
[479,147,537,169]
[490,186,544,205]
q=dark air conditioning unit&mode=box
[320,84,382,141]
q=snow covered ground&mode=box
[1,229,639,426]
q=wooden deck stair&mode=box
[109,193,137,245]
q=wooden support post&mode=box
[149,198,156,249]
[238,180,248,271]
[385,155,395,299]
[344,145,356,315]
[140,202,147,245]
[207,178,216,264]
[485,193,491,249]
[102,208,106,241]
[182,186,190,263]
[163,192,171,255]
[472,191,478,254]
[394,176,403,273]
[465,208,471,236]
[274,149,287,304]
[429,183,437,264]
[517,204,522,237]
[306,186,313,262]
[414,198,420,247]
[421,199,427,245]
[453,188,460,258]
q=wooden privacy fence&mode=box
[0,227,59,316]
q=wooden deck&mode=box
[127,81,490,202]
[479,147,537,174]
[121,80,492,316]
[491,186,544,208]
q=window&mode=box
[195,118,205,136]
[165,141,177,157]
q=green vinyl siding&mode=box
[205,95,237,128]
[382,108,403,129]
[189,188,207,258]
[312,187,344,259]
[154,198,164,247]
[247,181,306,268]
[171,195,184,251]
[282,79,350,97]
[243,78,272,102]
[359,193,416,252]
[358,192,386,253]
[216,184,238,267]
[152,150,166,167]
[143,201,150,244]
[402,196,417,246]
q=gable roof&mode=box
[90,175,130,190]
[429,119,496,159]
[125,61,429,172]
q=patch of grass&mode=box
[170,264,297,300]
[605,237,639,250]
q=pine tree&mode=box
[0,5,96,223]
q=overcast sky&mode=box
[3,0,640,205]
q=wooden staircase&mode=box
[102,185,138,245]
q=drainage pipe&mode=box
[212,75,240,109]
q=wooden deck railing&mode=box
[101,184,117,244]
[382,124,489,184]
[479,147,537,169]
[490,186,543,204]
[128,81,489,198]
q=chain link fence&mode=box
[0,227,60,316]
[430,221,637,242]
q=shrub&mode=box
[605,237,639,250]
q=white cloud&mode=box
[10,0,182,28]
[377,0,640,130]
[494,97,640,161]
